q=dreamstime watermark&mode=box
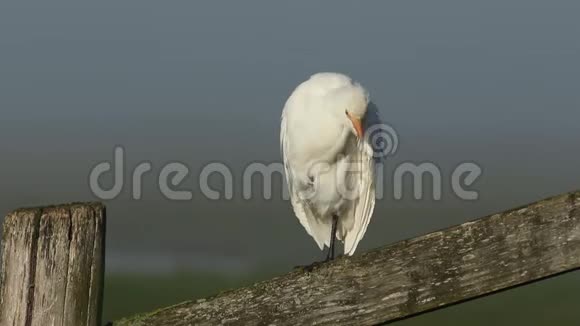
[89,124,482,201]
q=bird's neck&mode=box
[325,126,352,163]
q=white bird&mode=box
[280,72,380,261]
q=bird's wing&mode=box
[281,109,326,248]
[342,103,382,255]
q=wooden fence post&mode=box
[0,203,106,326]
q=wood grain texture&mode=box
[0,203,106,326]
[30,207,72,326]
[86,206,106,326]
[115,191,580,326]
[0,208,41,326]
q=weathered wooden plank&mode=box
[0,203,106,326]
[86,206,106,326]
[0,208,41,326]
[115,191,580,326]
[30,207,72,326]
[63,205,97,326]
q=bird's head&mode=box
[340,83,369,140]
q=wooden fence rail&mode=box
[0,203,106,326]
[1,192,579,326]
[114,191,580,326]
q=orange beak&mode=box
[347,113,364,139]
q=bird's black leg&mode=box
[294,214,339,272]
[325,214,338,262]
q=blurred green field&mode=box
[104,269,580,325]
[103,269,277,323]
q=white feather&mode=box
[280,72,380,255]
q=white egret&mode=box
[280,72,380,262]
